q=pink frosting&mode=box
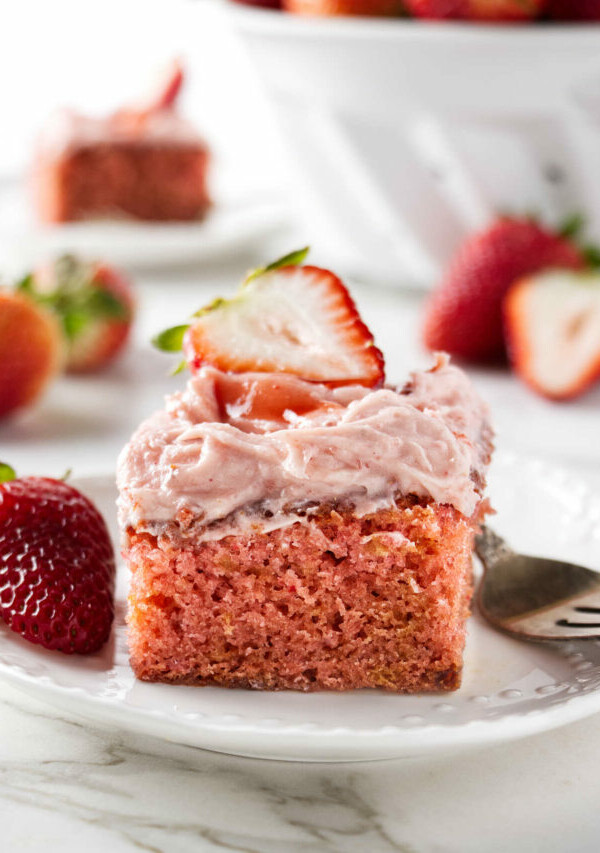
[36,107,203,157]
[117,356,492,539]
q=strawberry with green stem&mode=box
[18,255,134,373]
[153,248,385,389]
[423,215,591,363]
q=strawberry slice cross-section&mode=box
[505,270,600,401]
[154,250,385,388]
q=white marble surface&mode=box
[1,248,600,851]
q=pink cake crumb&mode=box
[126,497,478,692]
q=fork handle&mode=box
[475,525,515,570]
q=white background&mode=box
[0,0,285,192]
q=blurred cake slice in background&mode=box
[32,60,211,224]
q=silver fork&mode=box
[475,526,600,640]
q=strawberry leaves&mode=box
[0,463,16,484]
[152,324,190,352]
[17,256,129,342]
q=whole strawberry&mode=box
[283,0,403,15]
[423,217,585,362]
[405,0,546,20]
[18,255,134,373]
[547,0,600,19]
[0,289,63,418]
[0,468,115,654]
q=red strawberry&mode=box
[504,270,600,400]
[233,0,282,8]
[0,471,115,654]
[111,60,185,132]
[283,0,403,15]
[423,217,585,363]
[153,248,385,387]
[20,255,134,373]
[405,0,546,19]
[0,290,63,418]
[547,0,600,20]
[144,58,185,113]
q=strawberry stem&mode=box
[152,324,190,352]
[0,463,16,483]
[582,244,600,270]
[16,255,129,342]
[558,213,585,240]
[152,248,311,375]
[245,247,310,284]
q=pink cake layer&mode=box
[34,143,210,223]
[127,497,479,692]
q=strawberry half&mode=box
[19,255,134,373]
[504,270,600,400]
[153,249,384,387]
[423,217,585,363]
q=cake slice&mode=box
[32,61,210,223]
[117,252,493,692]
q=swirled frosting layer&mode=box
[117,355,492,539]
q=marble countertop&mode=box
[2,249,600,852]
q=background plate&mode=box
[1,452,600,762]
[0,180,288,271]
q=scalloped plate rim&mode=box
[1,453,600,761]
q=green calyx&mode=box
[152,248,310,369]
[152,324,190,353]
[244,246,310,285]
[16,254,129,342]
[557,213,585,241]
[557,214,600,271]
[0,463,16,483]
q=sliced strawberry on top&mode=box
[504,270,600,401]
[111,59,185,133]
[184,266,384,386]
[154,249,385,388]
[143,58,184,113]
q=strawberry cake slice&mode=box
[117,251,493,692]
[32,61,210,223]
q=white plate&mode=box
[1,452,600,763]
[0,180,288,271]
